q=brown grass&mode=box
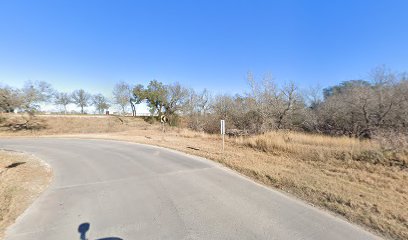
[0,150,52,239]
[236,131,380,165]
[1,114,407,239]
[233,131,407,240]
[0,113,148,135]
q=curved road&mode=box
[1,138,380,240]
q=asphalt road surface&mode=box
[0,138,381,240]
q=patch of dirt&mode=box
[0,150,52,239]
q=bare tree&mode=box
[1,81,52,130]
[303,84,323,109]
[92,93,110,114]
[316,67,408,138]
[276,82,304,129]
[72,89,91,114]
[247,72,286,132]
[112,81,132,115]
[0,86,22,113]
[184,88,213,130]
[165,82,189,115]
[54,92,71,114]
[247,72,275,132]
[21,80,54,112]
[212,94,235,121]
[195,88,212,115]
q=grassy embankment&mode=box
[0,150,52,239]
[0,113,407,240]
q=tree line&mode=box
[1,66,407,138]
[0,81,129,115]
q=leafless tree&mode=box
[112,81,132,115]
[303,84,323,109]
[183,88,212,130]
[72,89,91,114]
[21,80,54,112]
[163,82,189,125]
[246,73,307,132]
[54,92,71,114]
[247,72,279,132]
[164,82,189,115]
[316,66,408,137]
[92,93,110,114]
[275,82,305,129]
[0,86,22,113]
[1,81,52,130]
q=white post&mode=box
[221,120,225,152]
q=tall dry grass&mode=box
[173,127,220,140]
[236,130,407,168]
[231,131,407,240]
[236,131,377,160]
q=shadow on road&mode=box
[78,222,123,240]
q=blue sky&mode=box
[1,0,408,98]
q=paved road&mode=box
[0,138,380,240]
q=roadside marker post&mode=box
[160,115,167,133]
[221,120,225,153]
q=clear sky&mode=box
[1,0,408,98]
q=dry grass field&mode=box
[0,114,407,239]
[0,150,52,239]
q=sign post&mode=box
[220,120,225,152]
[160,115,167,132]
